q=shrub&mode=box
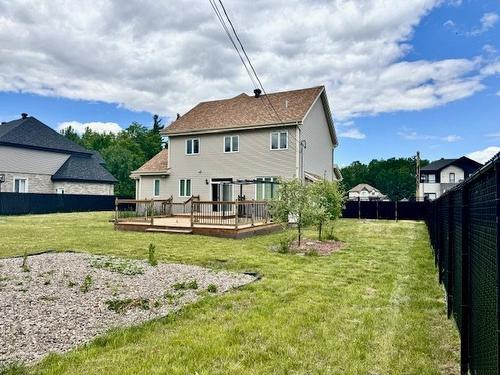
[148,243,158,266]
[277,234,295,254]
[322,224,339,241]
[207,284,217,293]
[80,275,93,293]
[21,250,29,273]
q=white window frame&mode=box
[223,135,239,153]
[13,177,28,193]
[255,177,278,200]
[179,179,192,197]
[449,172,455,183]
[428,174,436,183]
[153,179,161,197]
[185,138,200,155]
[270,131,288,150]
[56,187,65,194]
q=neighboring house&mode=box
[417,156,482,200]
[347,184,387,201]
[131,86,340,202]
[0,114,117,195]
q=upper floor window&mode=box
[154,179,160,196]
[224,135,239,153]
[270,131,288,150]
[186,138,200,155]
[14,178,27,193]
[428,174,436,183]
[449,173,455,183]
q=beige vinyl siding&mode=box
[300,96,335,180]
[137,176,169,200]
[0,145,70,174]
[139,126,297,202]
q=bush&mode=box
[277,234,295,254]
[322,224,339,241]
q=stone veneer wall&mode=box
[0,171,114,195]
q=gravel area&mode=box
[0,252,256,366]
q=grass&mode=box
[0,212,459,375]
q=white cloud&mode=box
[482,44,497,54]
[467,146,500,164]
[57,121,122,134]
[468,12,499,36]
[398,126,462,142]
[443,20,456,30]
[497,90,500,96]
[0,0,492,121]
[338,128,366,139]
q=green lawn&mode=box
[0,212,459,375]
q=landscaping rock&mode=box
[0,252,255,365]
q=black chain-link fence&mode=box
[427,153,499,375]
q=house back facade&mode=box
[131,86,340,202]
[417,156,482,200]
[0,115,116,195]
[347,184,387,201]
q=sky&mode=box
[0,0,498,166]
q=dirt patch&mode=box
[291,239,344,255]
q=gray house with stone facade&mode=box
[0,115,116,195]
[131,86,341,202]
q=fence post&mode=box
[460,181,470,375]
[395,200,398,221]
[495,160,500,375]
[190,201,194,229]
[376,200,379,220]
[447,193,454,319]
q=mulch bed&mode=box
[291,239,344,255]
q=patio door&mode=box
[211,179,233,213]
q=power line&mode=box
[208,0,258,89]
[216,0,283,125]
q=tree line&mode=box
[61,115,164,197]
[340,157,429,200]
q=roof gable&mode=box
[52,155,117,183]
[132,148,169,175]
[349,183,380,193]
[164,86,325,135]
[421,156,482,173]
[0,117,91,155]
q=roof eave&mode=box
[164,121,301,136]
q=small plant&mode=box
[277,234,295,254]
[187,280,198,289]
[68,280,77,288]
[43,279,51,285]
[207,284,217,293]
[322,225,339,241]
[80,275,93,293]
[105,298,150,313]
[91,256,143,275]
[153,300,162,308]
[21,250,30,272]
[148,243,158,266]
[172,282,186,290]
[163,292,175,303]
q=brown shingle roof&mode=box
[133,148,169,174]
[164,86,325,135]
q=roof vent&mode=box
[21,113,28,119]
[1,121,6,125]
[253,89,262,98]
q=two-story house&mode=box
[0,114,116,195]
[131,86,340,202]
[417,156,482,200]
[347,184,387,201]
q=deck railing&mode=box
[115,198,270,228]
[192,200,270,227]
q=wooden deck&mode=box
[114,217,281,238]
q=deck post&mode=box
[235,200,239,229]
[251,200,255,227]
[190,200,195,229]
[114,197,118,225]
[150,199,154,226]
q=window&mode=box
[449,173,455,183]
[224,135,239,153]
[424,193,437,200]
[186,138,200,155]
[154,179,160,196]
[179,179,191,197]
[13,178,27,193]
[428,174,436,183]
[256,177,278,200]
[56,188,65,194]
[270,131,288,150]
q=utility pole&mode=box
[415,151,421,200]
